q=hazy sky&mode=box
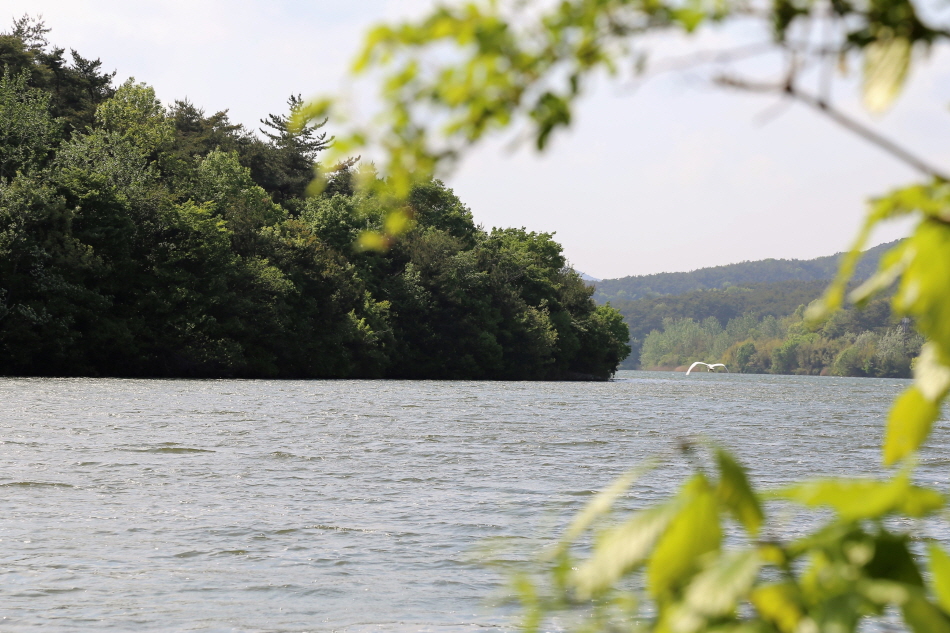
[8,1,949,278]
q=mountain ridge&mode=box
[592,240,898,304]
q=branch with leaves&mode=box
[302,0,950,629]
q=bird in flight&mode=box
[686,362,727,375]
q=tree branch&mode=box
[717,76,950,181]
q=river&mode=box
[1,371,946,631]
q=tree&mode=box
[0,68,59,179]
[247,94,331,205]
[95,78,173,158]
[1,16,115,136]
[299,0,950,630]
[0,22,630,381]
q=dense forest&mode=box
[611,280,830,365]
[610,279,918,377]
[0,20,630,379]
[592,240,895,303]
[638,299,919,377]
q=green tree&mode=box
[0,68,59,179]
[246,95,331,206]
[0,22,630,381]
[191,149,286,255]
[95,78,173,158]
[0,16,115,136]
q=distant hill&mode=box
[576,271,601,282]
[592,240,898,304]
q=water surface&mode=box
[1,371,945,631]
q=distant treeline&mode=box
[593,241,895,303]
[611,280,832,365]
[638,298,919,377]
[0,20,630,379]
[610,279,918,378]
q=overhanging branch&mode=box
[717,75,950,182]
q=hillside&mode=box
[593,240,897,303]
[609,270,910,376]
[613,280,834,367]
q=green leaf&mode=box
[884,386,940,465]
[571,501,679,598]
[848,241,911,305]
[776,470,941,520]
[356,230,390,252]
[914,343,950,402]
[929,544,950,613]
[859,579,911,606]
[559,462,654,548]
[648,476,722,598]
[683,549,762,617]
[903,595,950,633]
[895,222,950,358]
[863,35,912,113]
[750,583,805,633]
[714,448,763,536]
[672,7,706,32]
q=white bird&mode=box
[686,362,727,375]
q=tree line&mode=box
[610,279,832,367]
[0,20,630,379]
[637,296,920,378]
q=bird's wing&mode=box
[710,364,726,369]
[687,361,703,375]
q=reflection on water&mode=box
[0,371,944,631]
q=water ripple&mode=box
[0,371,940,631]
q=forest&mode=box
[613,280,919,377]
[0,21,630,380]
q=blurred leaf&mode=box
[859,579,911,605]
[511,573,543,633]
[672,7,707,32]
[863,35,912,113]
[865,532,924,586]
[776,471,942,520]
[915,343,950,402]
[750,583,805,633]
[884,386,940,465]
[894,221,950,355]
[572,501,679,598]
[903,595,950,633]
[715,448,764,536]
[684,550,762,618]
[559,462,654,549]
[383,209,413,235]
[287,98,332,133]
[929,544,950,613]
[648,476,722,598]
[849,242,911,305]
[356,231,389,252]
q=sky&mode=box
[8,0,949,279]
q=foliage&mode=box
[612,280,830,368]
[316,0,950,630]
[0,15,114,135]
[513,448,949,633]
[0,21,629,380]
[593,242,896,304]
[0,68,59,179]
[635,296,922,376]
